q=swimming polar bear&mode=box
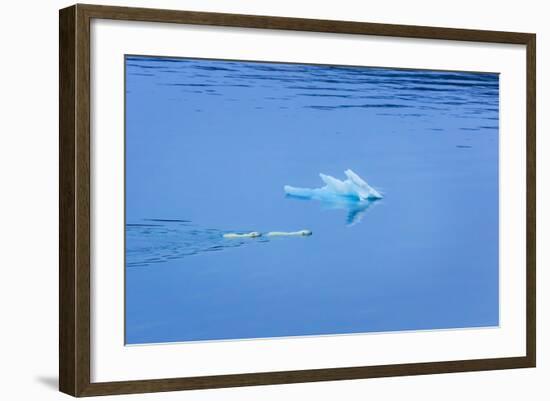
[222,232,261,239]
[223,230,312,239]
[266,230,312,237]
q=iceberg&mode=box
[284,169,383,202]
[284,169,382,226]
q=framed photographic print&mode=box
[59,4,536,397]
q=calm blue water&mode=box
[125,55,499,344]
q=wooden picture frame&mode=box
[59,3,536,397]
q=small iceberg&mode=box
[284,169,382,226]
[284,169,382,202]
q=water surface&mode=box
[125,56,499,344]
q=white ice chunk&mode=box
[284,169,382,201]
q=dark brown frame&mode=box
[59,3,536,397]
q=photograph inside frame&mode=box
[124,55,499,345]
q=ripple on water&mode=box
[126,220,269,268]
